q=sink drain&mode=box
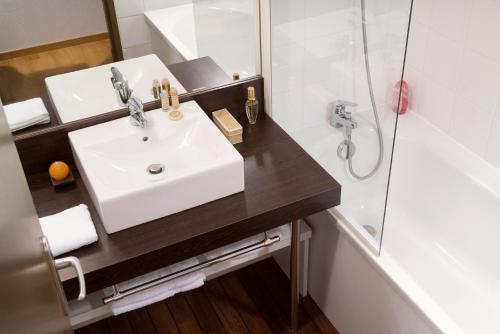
[147,164,165,175]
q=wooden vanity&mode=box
[17,76,341,331]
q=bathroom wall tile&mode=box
[417,80,455,132]
[304,0,352,19]
[118,15,151,48]
[455,50,500,112]
[409,0,434,26]
[114,0,144,18]
[271,0,305,47]
[272,21,305,47]
[449,96,496,154]
[403,0,500,172]
[422,32,460,90]
[428,0,470,42]
[271,88,304,132]
[272,0,305,25]
[272,42,304,94]
[303,35,346,84]
[123,42,153,59]
[303,82,336,128]
[466,0,500,62]
[305,7,354,40]
[405,22,428,71]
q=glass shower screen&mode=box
[269,0,412,250]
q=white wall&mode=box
[405,0,500,171]
[0,0,107,53]
[113,0,192,59]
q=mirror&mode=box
[0,0,260,135]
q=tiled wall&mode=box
[405,0,500,169]
[113,0,192,59]
[270,0,410,133]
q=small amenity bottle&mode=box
[245,86,259,124]
[169,87,183,120]
[152,80,161,99]
[160,90,170,111]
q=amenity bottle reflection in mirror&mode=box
[0,0,260,134]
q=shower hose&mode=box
[347,0,384,180]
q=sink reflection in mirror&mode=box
[68,101,244,234]
[45,55,186,123]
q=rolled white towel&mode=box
[39,204,98,256]
[4,97,50,131]
[111,271,206,315]
[117,257,200,292]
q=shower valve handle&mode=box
[335,100,358,108]
[330,100,358,129]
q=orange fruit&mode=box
[49,161,70,181]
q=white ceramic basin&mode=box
[69,101,244,233]
[45,54,186,123]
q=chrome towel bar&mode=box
[103,234,281,304]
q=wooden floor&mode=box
[0,38,113,105]
[76,259,339,334]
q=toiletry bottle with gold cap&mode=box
[162,78,170,92]
[162,78,171,104]
[169,87,183,120]
[245,86,259,124]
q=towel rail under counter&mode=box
[70,222,312,329]
[102,234,281,304]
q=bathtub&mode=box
[145,1,257,78]
[292,111,500,333]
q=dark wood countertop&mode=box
[29,113,341,298]
[167,57,232,93]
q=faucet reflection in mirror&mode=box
[110,67,133,107]
[110,67,147,128]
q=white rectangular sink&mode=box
[46,54,186,123]
[69,101,244,233]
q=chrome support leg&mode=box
[290,220,300,333]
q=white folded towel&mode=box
[4,97,50,131]
[39,204,98,257]
[111,258,205,315]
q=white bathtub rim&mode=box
[327,208,463,334]
[144,5,198,62]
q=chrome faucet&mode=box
[110,67,133,107]
[128,96,148,128]
[330,100,358,136]
[110,67,147,128]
